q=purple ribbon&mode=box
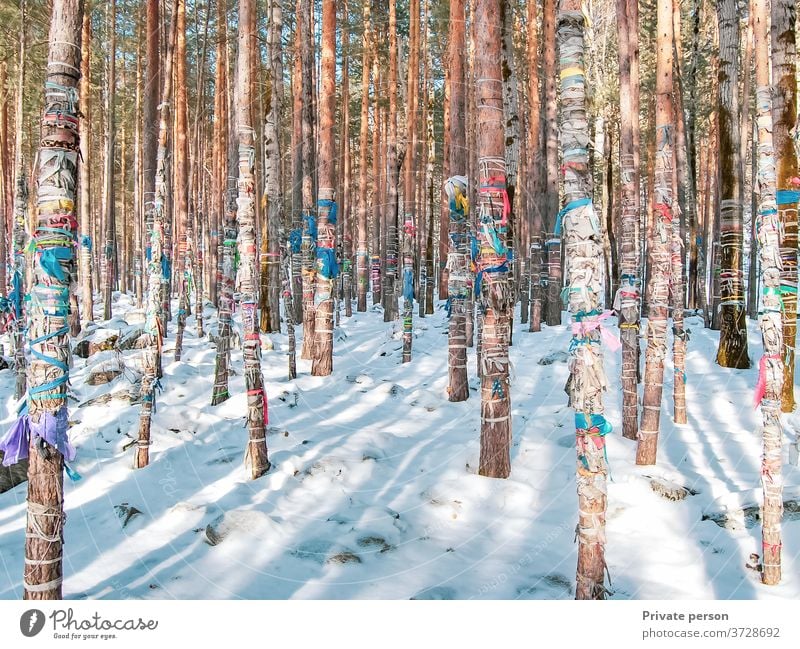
[0,406,75,466]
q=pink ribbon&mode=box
[571,310,621,352]
[754,354,781,408]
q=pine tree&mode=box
[715,0,750,369]
[22,0,85,600]
[753,0,784,587]
[637,0,676,467]
[311,0,338,377]
[475,0,511,479]
[771,0,798,412]
[236,0,270,480]
[558,0,609,599]
[616,0,641,439]
[446,0,469,403]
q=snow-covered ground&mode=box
[0,294,798,600]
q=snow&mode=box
[0,294,798,600]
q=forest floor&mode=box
[1,294,799,599]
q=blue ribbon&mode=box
[318,199,337,225]
[474,262,508,296]
[555,198,592,236]
[303,213,317,241]
[403,267,414,301]
[38,246,72,281]
[776,189,800,206]
[80,234,92,250]
[288,229,302,254]
[316,247,339,279]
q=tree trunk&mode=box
[356,2,372,314]
[236,0,270,480]
[753,0,784,587]
[384,0,399,324]
[11,0,29,401]
[311,0,338,377]
[262,0,283,335]
[616,0,641,440]
[174,0,189,360]
[475,0,511,479]
[136,0,177,469]
[78,8,93,323]
[446,0,469,402]
[557,0,609,600]
[402,0,419,363]
[299,0,317,360]
[637,0,674,466]
[101,0,116,321]
[527,0,544,333]
[771,0,798,413]
[211,0,234,406]
[543,0,561,326]
[715,0,750,369]
[22,0,85,600]
[670,0,687,425]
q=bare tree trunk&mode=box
[771,0,798,413]
[715,0,750,369]
[557,0,609,600]
[237,0,270,479]
[291,36,303,324]
[311,0,338,377]
[753,0,784,587]
[637,0,674,466]
[475,0,511,479]
[21,0,85,600]
[136,0,177,469]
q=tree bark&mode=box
[771,0,798,413]
[384,0,399,324]
[236,0,270,480]
[543,0,561,326]
[753,0,784,587]
[616,0,641,440]
[557,0,609,600]
[715,0,750,369]
[211,0,234,406]
[299,0,317,359]
[356,1,373,314]
[446,0,469,402]
[475,0,511,479]
[22,0,85,600]
[174,0,189,360]
[637,0,674,467]
[136,0,178,469]
[311,0,338,377]
[78,7,93,323]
